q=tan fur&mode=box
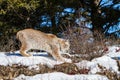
[47,34,70,54]
[16,29,70,62]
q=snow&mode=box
[75,56,119,74]
[0,51,63,68]
[0,45,120,80]
[14,72,108,80]
[105,46,120,57]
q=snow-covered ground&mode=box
[14,72,108,80]
[0,45,120,80]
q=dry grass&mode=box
[0,60,120,79]
[0,63,90,79]
[97,63,120,80]
[61,26,108,61]
[1,60,119,80]
[0,64,53,79]
[0,36,20,52]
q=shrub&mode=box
[61,25,108,61]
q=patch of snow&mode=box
[0,51,63,68]
[14,72,109,80]
[91,56,118,73]
[105,45,120,57]
[75,45,120,75]
[64,58,72,63]
[76,56,119,74]
[75,60,90,69]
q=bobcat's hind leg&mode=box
[20,45,32,57]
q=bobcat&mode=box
[16,29,71,62]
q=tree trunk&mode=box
[90,0,105,40]
[51,15,59,34]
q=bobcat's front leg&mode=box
[51,45,71,62]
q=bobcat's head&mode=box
[59,39,70,53]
